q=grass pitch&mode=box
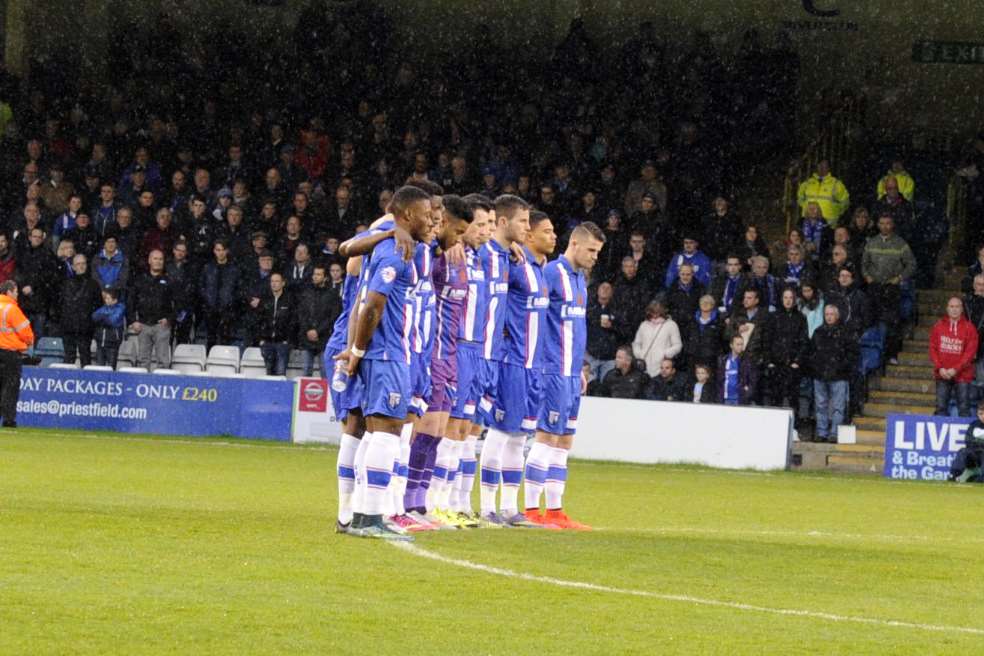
[1,429,982,655]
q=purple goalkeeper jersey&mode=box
[432,253,468,363]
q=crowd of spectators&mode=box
[0,6,977,431]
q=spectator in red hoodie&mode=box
[929,296,979,417]
[0,234,16,284]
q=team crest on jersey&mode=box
[381,266,397,283]
[548,410,560,425]
[388,392,402,408]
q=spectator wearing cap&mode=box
[91,286,126,369]
[665,234,711,289]
[52,193,83,245]
[596,209,627,282]
[212,188,234,223]
[628,191,665,242]
[929,296,978,417]
[40,161,75,216]
[244,249,277,344]
[92,234,130,291]
[63,213,99,261]
[118,165,148,208]
[862,213,916,364]
[701,195,744,266]
[120,146,163,194]
[624,159,668,216]
[80,166,103,213]
[58,254,102,367]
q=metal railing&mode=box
[781,98,864,234]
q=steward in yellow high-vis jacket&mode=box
[797,159,850,225]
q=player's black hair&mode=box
[529,210,551,230]
[390,185,432,217]
[494,194,530,219]
[462,193,492,212]
[403,178,444,197]
[442,194,474,223]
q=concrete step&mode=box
[863,402,934,418]
[871,377,934,393]
[914,326,933,341]
[827,453,883,474]
[869,389,936,405]
[854,415,887,432]
[897,352,931,367]
[901,339,930,354]
[856,428,885,445]
[883,363,934,379]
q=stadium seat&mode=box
[116,338,138,369]
[259,375,288,381]
[49,363,80,369]
[152,369,181,375]
[286,349,307,379]
[39,357,62,368]
[206,345,240,376]
[240,347,267,378]
[117,366,148,374]
[171,344,207,375]
[34,337,65,359]
[83,365,114,372]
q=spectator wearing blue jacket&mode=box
[92,287,126,368]
[665,235,712,289]
[53,194,83,244]
[92,235,130,291]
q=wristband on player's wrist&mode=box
[350,346,366,358]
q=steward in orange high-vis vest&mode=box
[0,281,35,428]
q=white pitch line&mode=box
[597,526,984,545]
[392,541,984,637]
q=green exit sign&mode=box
[913,41,984,65]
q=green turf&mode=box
[1,429,982,655]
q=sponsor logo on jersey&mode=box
[388,392,402,408]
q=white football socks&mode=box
[523,441,552,511]
[390,423,413,516]
[351,432,371,514]
[479,429,509,514]
[455,435,478,513]
[363,431,399,516]
[336,433,360,524]
[545,447,569,510]
[498,434,526,516]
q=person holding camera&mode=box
[0,280,36,428]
